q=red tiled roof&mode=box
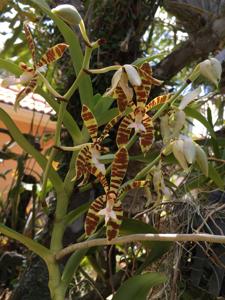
[0,81,55,115]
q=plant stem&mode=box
[49,45,97,255]
[56,233,225,260]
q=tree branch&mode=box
[56,233,225,260]
[154,16,225,81]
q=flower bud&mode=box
[171,110,186,138]
[160,114,171,143]
[172,139,188,171]
[183,137,196,164]
[195,143,208,177]
[162,141,174,156]
[199,58,222,87]
[51,4,82,25]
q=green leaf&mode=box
[0,108,64,194]
[61,248,88,291]
[30,0,93,107]
[208,163,224,189]
[185,107,216,139]
[93,94,114,116]
[112,272,166,300]
[120,219,171,273]
[63,201,91,226]
[97,107,119,126]
[0,58,21,75]
[62,231,100,291]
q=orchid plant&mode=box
[0,2,222,300]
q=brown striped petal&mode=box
[81,105,98,143]
[119,180,150,195]
[24,22,36,67]
[146,94,171,112]
[106,200,123,241]
[139,114,154,154]
[37,43,69,68]
[116,114,133,147]
[110,147,129,195]
[85,195,106,236]
[14,76,38,111]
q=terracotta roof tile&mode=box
[0,81,56,115]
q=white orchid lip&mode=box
[98,202,117,224]
[128,122,146,133]
[91,148,106,175]
[124,64,142,86]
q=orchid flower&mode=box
[2,23,68,110]
[73,105,122,187]
[85,147,149,240]
[104,63,163,113]
[117,94,171,154]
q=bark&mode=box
[154,16,225,81]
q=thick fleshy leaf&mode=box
[14,75,38,110]
[23,23,36,66]
[139,114,154,154]
[81,105,98,143]
[116,114,133,147]
[110,147,129,195]
[112,272,166,300]
[146,94,171,111]
[85,195,106,236]
[37,43,69,68]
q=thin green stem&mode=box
[41,102,67,201]
[64,46,92,101]
[37,71,65,99]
